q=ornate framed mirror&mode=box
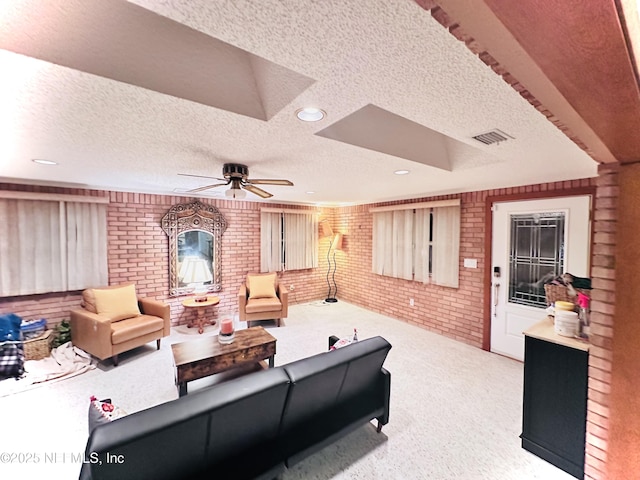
[161,200,227,296]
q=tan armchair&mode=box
[238,272,288,327]
[70,283,170,366]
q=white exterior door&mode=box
[491,196,591,361]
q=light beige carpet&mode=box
[0,301,573,480]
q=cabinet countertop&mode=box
[523,317,590,352]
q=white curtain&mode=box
[372,211,393,275]
[260,211,317,272]
[432,205,461,287]
[392,210,414,280]
[0,198,107,296]
[283,213,318,270]
[414,208,431,283]
[260,212,282,272]
[66,202,108,290]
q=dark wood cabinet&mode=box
[521,334,588,479]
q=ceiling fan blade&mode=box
[188,182,229,193]
[243,184,273,198]
[248,178,294,186]
[178,173,226,181]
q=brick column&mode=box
[584,167,617,479]
[606,163,640,479]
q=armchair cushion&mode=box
[93,284,141,322]
[247,273,278,299]
[245,297,282,314]
[111,315,164,345]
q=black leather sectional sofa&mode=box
[79,336,392,480]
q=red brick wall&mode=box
[1,177,615,477]
[584,168,617,480]
[334,178,596,349]
[0,184,330,327]
[332,199,484,345]
[333,175,612,479]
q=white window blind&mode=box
[260,211,282,272]
[372,203,460,287]
[0,197,108,296]
[414,208,431,283]
[372,211,393,276]
[260,210,318,272]
[432,205,461,288]
[392,209,413,280]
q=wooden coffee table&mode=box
[171,326,277,397]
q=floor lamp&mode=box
[328,233,343,302]
[321,221,338,303]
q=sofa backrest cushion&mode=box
[247,272,278,299]
[204,369,290,471]
[81,367,291,480]
[91,284,141,322]
[280,336,391,431]
[335,337,392,403]
[82,399,209,480]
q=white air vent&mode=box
[472,129,514,145]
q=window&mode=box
[0,194,108,296]
[372,201,460,287]
[509,212,565,307]
[260,210,318,272]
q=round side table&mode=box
[182,296,220,334]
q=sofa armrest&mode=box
[238,283,248,321]
[277,284,288,317]
[69,309,113,360]
[138,298,171,336]
[377,367,391,427]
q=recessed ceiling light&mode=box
[296,107,326,122]
[306,191,315,194]
[32,159,58,165]
[394,169,410,175]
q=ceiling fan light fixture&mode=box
[225,187,247,199]
[181,163,291,198]
[296,107,326,122]
[226,179,246,199]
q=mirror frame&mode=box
[161,200,227,296]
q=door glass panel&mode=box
[508,212,565,307]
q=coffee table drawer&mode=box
[172,326,277,396]
[178,342,276,383]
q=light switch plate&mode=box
[463,258,478,268]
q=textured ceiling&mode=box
[0,0,598,205]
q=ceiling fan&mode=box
[179,163,293,199]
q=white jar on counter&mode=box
[555,310,579,337]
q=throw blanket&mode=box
[0,342,95,397]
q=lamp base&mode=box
[324,298,338,303]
